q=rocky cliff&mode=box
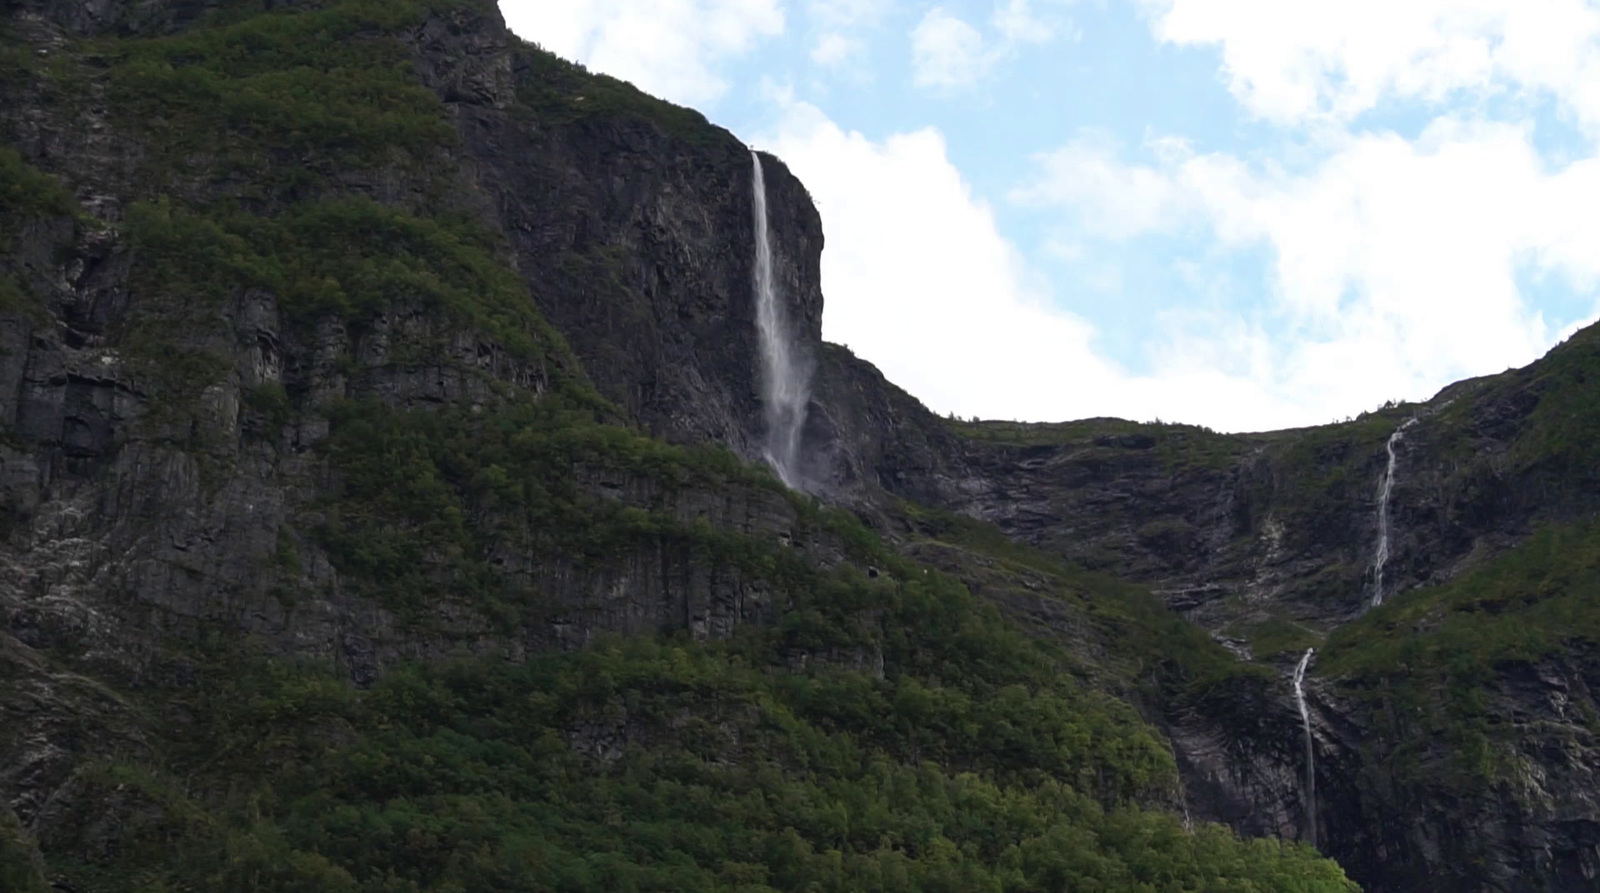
[0,0,1593,891]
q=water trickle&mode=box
[1371,418,1418,607]
[750,150,810,490]
[1293,647,1317,848]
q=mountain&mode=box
[0,1,1592,891]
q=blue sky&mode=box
[507,0,1600,432]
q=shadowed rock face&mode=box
[0,3,873,856]
[4,1,1600,890]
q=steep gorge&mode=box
[1,1,1597,891]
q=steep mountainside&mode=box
[1,0,1597,891]
[0,1,1352,891]
[875,329,1600,892]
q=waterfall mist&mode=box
[750,150,810,490]
[1371,418,1417,607]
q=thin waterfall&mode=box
[1293,647,1317,848]
[1370,418,1417,607]
[750,150,810,489]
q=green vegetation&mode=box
[0,807,47,893]
[0,147,75,234]
[0,273,39,320]
[1324,520,1600,683]
[246,381,293,431]
[948,417,1249,474]
[0,149,78,321]
[1252,411,1414,539]
[893,502,1277,702]
[123,197,569,365]
[1321,520,1600,788]
[41,0,583,414]
[0,40,33,90]
[103,0,459,186]
[1236,616,1322,662]
[44,634,1354,893]
[1,3,1364,889]
[315,393,777,619]
[518,42,726,146]
[1502,324,1600,481]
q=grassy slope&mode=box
[948,319,1600,873]
[0,2,1359,890]
[1321,519,1600,787]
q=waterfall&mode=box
[1293,647,1317,848]
[1370,418,1417,607]
[750,150,810,490]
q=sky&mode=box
[507,0,1600,433]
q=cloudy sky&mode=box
[508,0,1600,432]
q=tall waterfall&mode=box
[1370,418,1417,607]
[1293,647,1317,848]
[750,150,810,490]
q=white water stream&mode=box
[750,151,810,490]
[1371,418,1417,607]
[1293,647,1317,848]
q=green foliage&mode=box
[1238,617,1321,662]
[518,42,726,147]
[247,381,293,430]
[271,199,567,359]
[0,273,43,321]
[0,148,75,236]
[104,0,456,183]
[117,200,268,401]
[894,501,1275,703]
[1321,520,1600,788]
[5,7,1353,892]
[0,40,33,90]
[0,149,78,324]
[948,417,1248,473]
[1324,521,1600,682]
[115,194,572,410]
[274,524,303,574]
[52,643,1354,893]
[315,394,776,619]
[1501,325,1600,482]
[0,807,47,893]
[123,197,567,367]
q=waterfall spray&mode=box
[1371,418,1417,607]
[750,150,810,489]
[1293,647,1317,848]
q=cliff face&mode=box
[0,0,874,855]
[875,334,1600,892]
[0,0,1596,890]
[0,0,841,664]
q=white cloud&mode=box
[808,0,890,27]
[757,93,1600,430]
[812,32,864,68]
[502,0,784,106]
[1141,0,1600,130]
[993,0,1059,44]
[507,0,1600,431]
[761,99,1328,430]
[1012,131,1193,237]
[1013,117,1600,426]
[911,8,995,88]
[909,1,1078,89]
